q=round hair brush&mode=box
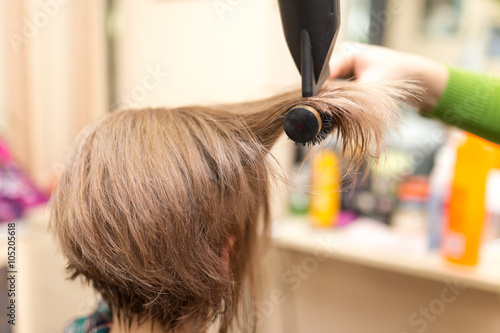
[283,105,335,146]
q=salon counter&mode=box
[271,216,500,294]
[260,216,500,333]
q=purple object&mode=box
[0,138,48,222]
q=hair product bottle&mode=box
[309,150,341,228]
[442,133,499,266]
[427,134,457,250]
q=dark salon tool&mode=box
[278,0,341,145]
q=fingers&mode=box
[328,42,367,80]
[329,53,356,80]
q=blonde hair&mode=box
[50,80,420,332]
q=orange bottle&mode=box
[309,150,341,228]
[442,133,499,266]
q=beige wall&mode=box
[113,0,351,107]
[385,0,500,73]
[114,0,298,108]
[2,0,108,187]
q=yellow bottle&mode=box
[443,134,499,266]
[309,150,341,228]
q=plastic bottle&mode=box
[309,150,341,228]
[426,134,457,250]
[391,176,429,232]
[289,146,310,215]
[442,134,498,266]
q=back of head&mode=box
[51,107,275,331]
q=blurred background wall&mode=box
[2,0,107,188]
[385,0,500,71]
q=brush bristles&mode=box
[307,109,335,146]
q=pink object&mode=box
[0,138,48,221]
[0,138,12,163]
[337,210,358,227]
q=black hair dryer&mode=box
[278,0,341,144]
[278,0,341,98]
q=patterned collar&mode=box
[64,300,112,333]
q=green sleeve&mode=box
[425,66,500,144]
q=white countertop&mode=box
[272,216,500,294]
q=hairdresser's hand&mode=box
[329,43,448,111]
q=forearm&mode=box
[424,66,500,145]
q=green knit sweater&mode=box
[426,66,500,144]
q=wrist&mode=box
[420,61,449,111]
